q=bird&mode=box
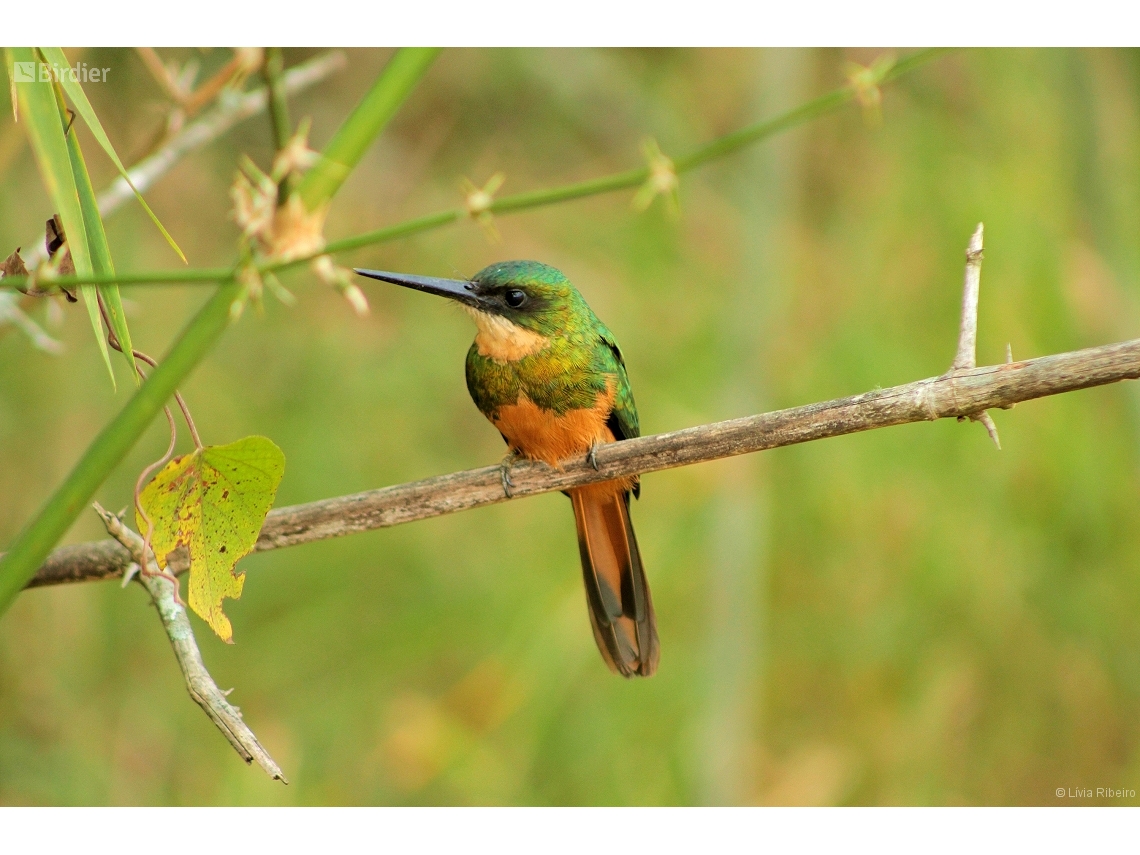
[355,260,659,677]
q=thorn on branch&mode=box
[944,223,1000,449]
[92,502,288,784]
[1002,342,1017,410]
[973,411,1001,449]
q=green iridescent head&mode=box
[354,260,592,337]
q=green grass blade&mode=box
[9,47,116,387]
[39,47,187,263]
[78,288,115,387]
[52,76,138,382]
[0,49,950,296]
[0,46,442,616]
[297,47,441,211]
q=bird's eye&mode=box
[504,289,527,308]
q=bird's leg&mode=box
[587,442,600,471]
[499,448,520,498]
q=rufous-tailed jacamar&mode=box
[356,261,659,677]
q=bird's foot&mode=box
[587,443,600,471]
[499,449,519,498]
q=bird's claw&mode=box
[499,451,518,498]
[587,445,600,471]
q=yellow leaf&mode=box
[137,436,285,642]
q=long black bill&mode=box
[354,269,485,309]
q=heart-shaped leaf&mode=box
[137,436,285,642]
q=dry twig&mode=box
[943,223,1000,447]
[23,227,1140,588]
[92,502,287,783]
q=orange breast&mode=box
[492,380,616,467]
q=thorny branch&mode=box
[23,225,1140,588]
[93,502,287,783]
[943,223,1001,447]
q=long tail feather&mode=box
[570,484,658,677]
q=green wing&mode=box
[598,328,639,441]
[598,328,640,498]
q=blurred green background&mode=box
[2,47,1140,806]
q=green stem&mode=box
[0,47,445,617]
[316,209,462,258]
[673,89,851,173]
[489,168,648,215]
[0,49,954,615]
[297,47,442,211]
[2,267,233,289]
[0,48,948,294]
[883,47,956,83]
[264,48,292,153]
[0,281,240,613]
[264,47,295,203]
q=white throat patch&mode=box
[465,307,549,362]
